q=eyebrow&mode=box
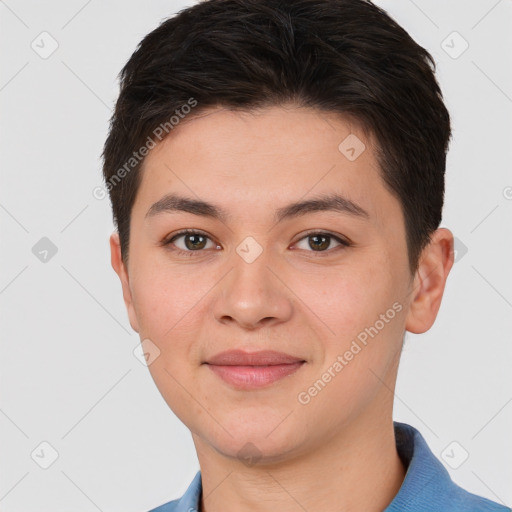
[145,192,369,223]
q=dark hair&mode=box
[102,0,451,273]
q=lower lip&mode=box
[206,362,305,389]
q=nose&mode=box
[212,246,293,331]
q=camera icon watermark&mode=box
[441,441,469,469]
[338,134,366,161]
[133,338,161,366]
[452,237,468,263]
[31,441,59,469]
[31,31,59,60]
[32,237,58,263]
[236,236,263,263]
[237,442,262,467]
[441,31,469,60]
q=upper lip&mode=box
[205,350,305,366]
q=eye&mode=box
[163,229,220,255]
[162,229,351,257]
[292,231,350,254]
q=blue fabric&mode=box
[148,422,510,511]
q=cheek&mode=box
[287,256,399,343]
[294,279,405,431]
[130,256,207,339]
[289,253,406,401]
[129,261,212,420]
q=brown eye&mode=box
[294,232,350,254]
[182,233,208,250]
[165,230,219,253]
[308,234,331,251]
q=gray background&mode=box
[1,0,511,511]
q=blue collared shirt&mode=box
[148,422,510,511]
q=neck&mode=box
[193,403,406,512]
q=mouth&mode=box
[203,350,306,389]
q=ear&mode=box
[110,232,139,333]
[405,228,454,334]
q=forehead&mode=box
[133,105,400,230]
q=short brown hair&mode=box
[102,0,451,272]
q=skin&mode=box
[110,105,454,512]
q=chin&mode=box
[215,436,301,467]
[194,415,311,467]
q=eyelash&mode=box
[162,229,351,258]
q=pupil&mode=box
[310,234,329,251]
[185,234,206,250]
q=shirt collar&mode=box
[172,470,202,512]
[384,421,453,511]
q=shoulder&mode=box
[388,422,510,512]
[444,486,511,512]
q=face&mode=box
[111,105,452,465]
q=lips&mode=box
[205,349,304,366]
[204,350,306,389]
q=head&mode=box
[104,0,454,465]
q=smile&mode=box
[205,362,305,389]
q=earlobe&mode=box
[405,228,454,334]
[109,232,140,333]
